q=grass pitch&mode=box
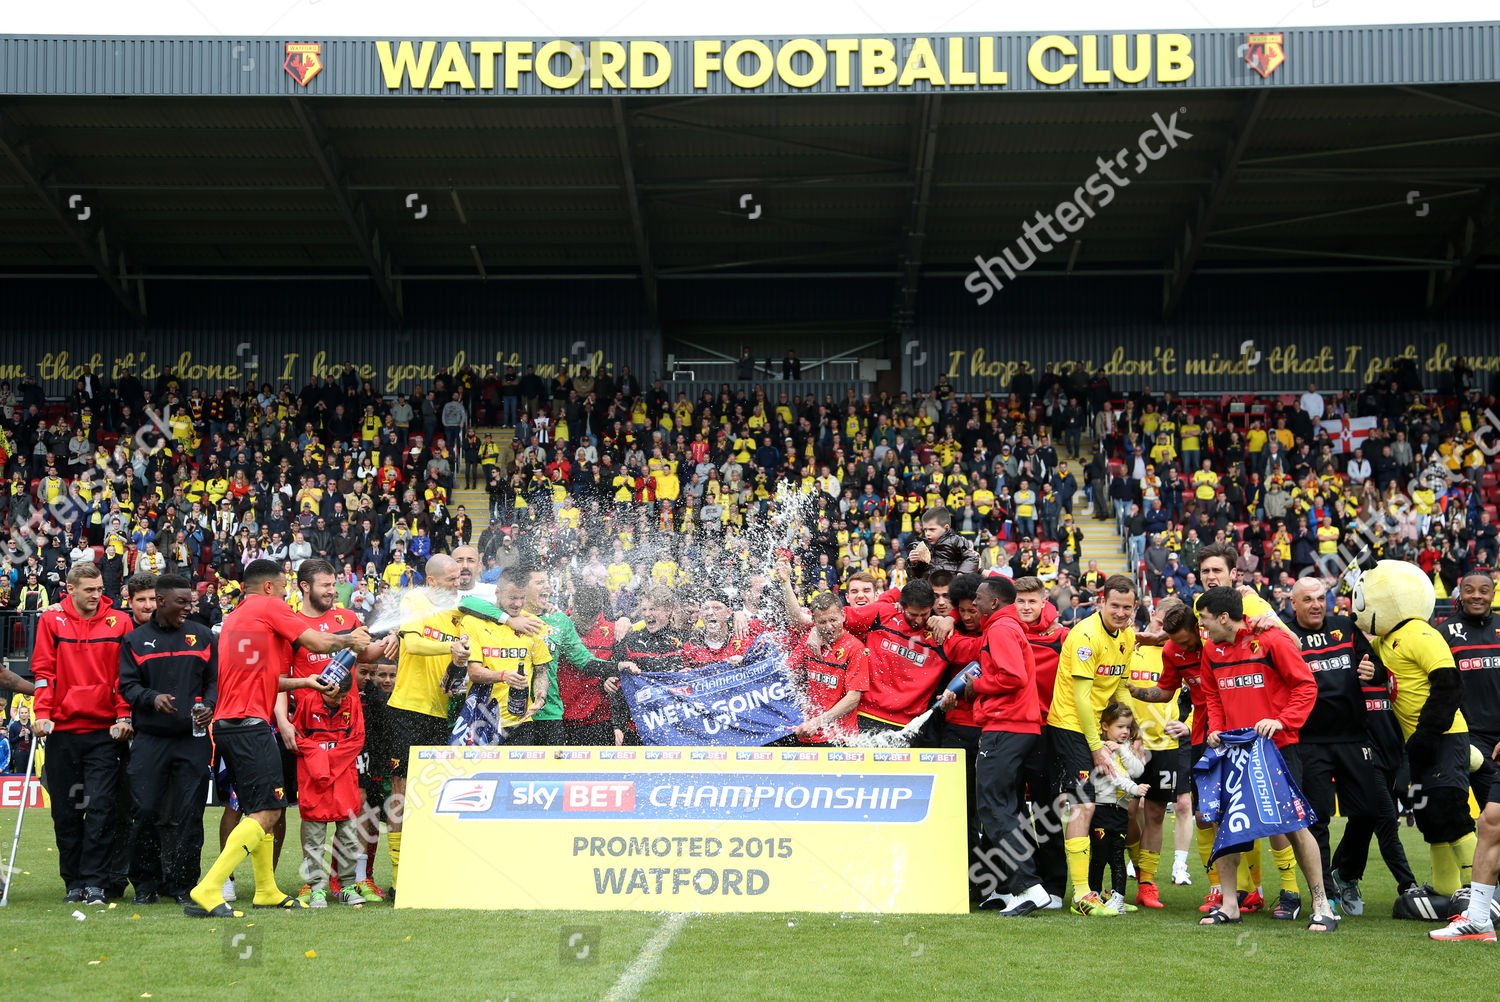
[0,809,1478,1002]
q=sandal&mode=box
[1307,913,1339,932]
[1199,908,1242,925]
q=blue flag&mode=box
[619,638,801,746]
[451,684,505,747]
[1192,729,1316,863]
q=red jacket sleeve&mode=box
[842,601,885,641]
[972,619,1029,696]
[1265,629,1318,730]
[944,631,984,665]
[1199,649,1225,734]
[31,615,58,720]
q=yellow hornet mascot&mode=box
[1352,561,1478,917]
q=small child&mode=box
[352,658,397,901]
[293,667,366,908]
[1090,702,1150,915]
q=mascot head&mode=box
[1351,560,1434,638]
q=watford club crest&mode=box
[284,42,324,87]
[1249,639,1261,654]
[186,635,197,647]
[104,615,117,628]
[1246,33,1286,78]
[274,787,286,801]
[1330,629,1344,642]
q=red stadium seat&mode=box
[1232,522,1249,539]
[1482,472,1497,489]
[196,581,210,595]
[1039,541,1059,555]
[1486,504,1499,520]
[1486,486,1500,506]
[1003,542,1017,556]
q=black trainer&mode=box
[64,888,85,904]
[82,887,108,906]
[133,891,160,906]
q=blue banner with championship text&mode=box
[1193,729,1316,863]
[433,770,936,823]
[619,641,801,746]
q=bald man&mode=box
[1285,577,1414,913]
[384,553,541,899]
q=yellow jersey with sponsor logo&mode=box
[462,616,552,729]
[1049,611,1134,736]
[390,592,465,719]
[1127,645,1178,751]
[1374,619,1467,740]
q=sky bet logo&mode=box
[507,780,636,812]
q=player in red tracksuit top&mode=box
[1008,576,1071,904]
[784,592,870,745]
[31,564,134,904]
[944,575,1049,916]
[1193,586,1334,931]
[842,580,950,737]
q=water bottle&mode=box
[192,697,207,738]
[507,665,529,717]
[317,647,357,691]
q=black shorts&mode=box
[1143,746,1188,803]
[1299,741,1383,819]
[385,706,451,778]
[278,743,300,806]
[1410,731,1472,794]
[1189,742,1208,810]
[1048,725,1097,804]
[212,718,287,815]
[564,721,616,746]
[1279,742,1303,788]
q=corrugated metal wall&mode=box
[3,26,1499,97]
[0,278,660,395]
[907,272,1500,394]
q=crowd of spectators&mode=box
[0,351,1495,662]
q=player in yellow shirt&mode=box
[460,568,553,736]
[1125,599,1196,910]
[1048,575,1138,916]
[385,554,541,895]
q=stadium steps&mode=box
[1057,441,1129,576]
[450,426,513,536]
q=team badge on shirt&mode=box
[105,615,118,628]
[274,787,285,801]
[1077,646,1093,661]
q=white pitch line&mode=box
[601,912,688,1002]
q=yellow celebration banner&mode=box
[398,746,968,913]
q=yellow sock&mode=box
[1248,839,1263,889]
[1139,849,1161,885]
[1431,842,1461,896]
[1065,836,1090,900]
[192,817,264,906]
[389,831,403,890]
[1127,839,1142,869]
[1272,844,1299,893]
[1196,826,1219,884]
[1237,855,1253,894]
[250,831,287,904]
[1454,833,1477,887]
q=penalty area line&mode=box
[601,912,687,1002]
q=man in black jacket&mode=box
[118,574,217,907]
